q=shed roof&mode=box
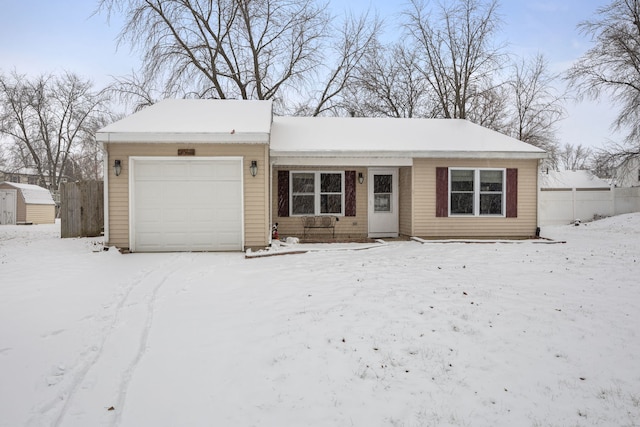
[270,116,546,160]
[96,99,273,143]
[540,170,611,189]
[0,182,55,205]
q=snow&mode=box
[541,170,611,189]
[1,214,639,427]
[96,99,273,143]
[271,116,546,159]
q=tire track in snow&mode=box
[29,255,184,427]
[111,254,195,427]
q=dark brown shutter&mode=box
[345,170,356,217]
[278,170,289,217]
[436,167,448,217]
[506,168,518,218]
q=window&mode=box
[291,171,344,215]
[449,169,505,216]
[373,174,393,212]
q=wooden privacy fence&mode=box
[60,181,104,238]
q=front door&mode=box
[368,168,399,238]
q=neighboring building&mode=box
[0,168,43,186]
[0,168,69,189]
[612,156,640,188]
[539,170,613,226]
[0,182,56,225]
[96,99,547,252]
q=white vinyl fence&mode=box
[539,186,640,226]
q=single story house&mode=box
[0,182,56,225]
[96,99,546,252]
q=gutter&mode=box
[101,143,109,244]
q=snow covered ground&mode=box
[1,214,639,427]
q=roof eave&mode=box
[96,132,270,144]
[270,149,547,160]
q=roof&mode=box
[270,116,546,160]
[540,170,611,189]
[97,99,546,160]
[0,182,55,205]
[96,99,273,143]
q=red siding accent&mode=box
[506,168,518,218]
[436,167,449,217]
[345,170,356,216]
[278,170,289,217]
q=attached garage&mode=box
[131,157,243,252]
[97,99,272,252]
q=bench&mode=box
[301,216,338,239]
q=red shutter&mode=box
[506,168,517,218]
[345,171,356,216]
[278,170,289,217]
[436,167,448,217]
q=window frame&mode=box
[448,168,506,217]
[289,171,345,216]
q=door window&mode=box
[374,174,392,212]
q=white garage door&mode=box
[131,158,243,252]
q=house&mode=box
[0,182,56,225]
[0,167,68,189]
[539,170,613,226]
[96,99,546,252]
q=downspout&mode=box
[101,141,110,244]
[269,159,274,246]
[536,158,541,237]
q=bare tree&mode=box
[506,54,566,167]
[291,10,382,116]
[402,0,504,120]
[558,143,593,171]
[108,73,159,113]
[465,82,510,132]
[98,0,330,105]
[340,42,439,119]
[0,70,111,188]
[567,0,640,150]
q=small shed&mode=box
[0,182,56,225]
[539,170,612,225]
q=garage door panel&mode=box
[164,208,190,223]
[164,163,191,179]
[136,208,162,223]
[136,182,164,204]
[133,158,243,252]
[190,208,215,222]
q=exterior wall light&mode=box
[358,172,364,184]
[249,160,258,177]
[114,159,122,176]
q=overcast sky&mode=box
[0,0,623,149]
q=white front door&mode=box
[368,168,399,238]
[0,189,17,225]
